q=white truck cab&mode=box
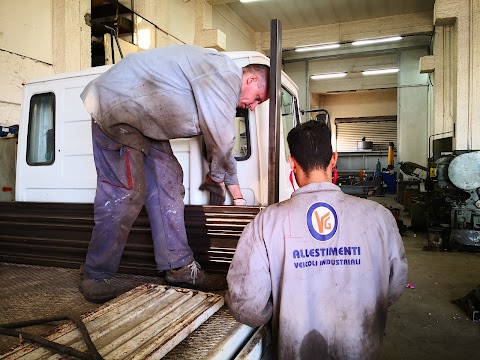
[16,51,301,206]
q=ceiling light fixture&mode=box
[362,68,399,76]
[295,43,341,52]
[352,36,402,46]
[239,0,260,2]
[311,72,347,80]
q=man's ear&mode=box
[289,156,296,172]
[330,152,338,168]
[246,75,259,85]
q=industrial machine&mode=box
[430,151,480,249]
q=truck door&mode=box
[16,75,98,203]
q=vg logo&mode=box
[306,202,338,241]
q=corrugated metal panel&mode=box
[0,285,224,359]
[0,202,260,275]
[335,117,397,152]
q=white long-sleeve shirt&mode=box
[81,45,242,185]
[226,182,407,359]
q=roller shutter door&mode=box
[335,116,397,152]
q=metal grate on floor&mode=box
[1,284,224,359]
[0,263,164,354]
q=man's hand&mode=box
[199,175,226,205]
[233,198,247,206]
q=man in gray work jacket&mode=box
[226,121,407,359]
[79,45,269,303]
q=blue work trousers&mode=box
[83,121,194,280]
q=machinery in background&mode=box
[398,161,428,230]
[428,150,480,250]
[301,108,331,131]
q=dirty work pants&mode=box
[83,122,194,280]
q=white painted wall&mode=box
[0,0,92,126]
[0,0,52,63]
[0,52,54,126]
[0,0,54,126]
[212,5,255,51]
[397,48,429,166]
[433,0,480,150]
[284,62,309,122]
[136,0,196,47]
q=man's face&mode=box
[237,75,268,111]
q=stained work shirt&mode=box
[81,45,242,185]
[226,182,407,359]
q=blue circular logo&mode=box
[306,202,338,241]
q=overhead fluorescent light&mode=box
[362,68,399,76]
[240,0,260,2]
[311,72,347,80]
[295,43,341,52]
[352,36,402,46]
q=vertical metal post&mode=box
[267,19,282,205]
[305,60,310,122]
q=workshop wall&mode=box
[398,48,430,167]
[430,0,480,150]
[0,0,55,126]
[135,0,196,47]
[0,0,253,128]
[212,4,256,51]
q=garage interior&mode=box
[1,0,480,358]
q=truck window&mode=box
[27,93,55,165]
[281,87,298,159]
[233,108,250,160]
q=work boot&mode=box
[79,271,117,304]
[165,261,227,292]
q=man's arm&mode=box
[226,213,273,327]
[191,70,241,186]
[227,184,244,202]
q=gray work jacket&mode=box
[226,182,408,359]
[81,45,242,185]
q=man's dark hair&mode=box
[244,64,270,90]
[287,120,333,174]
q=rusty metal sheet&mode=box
[0,202,260,275]
[0,284,224,359]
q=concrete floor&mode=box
[383,230,480,359]
[1,199,480,358]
